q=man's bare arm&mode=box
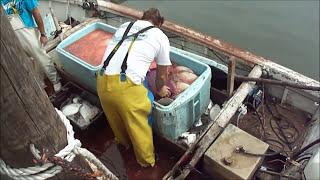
[32,8,45,34]
[156,65,171,97]
[155,65,168,90]
[32,8,47,45]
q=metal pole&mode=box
[235,76,320,91]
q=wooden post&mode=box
[227,56,236,97]
[0,7,88,179]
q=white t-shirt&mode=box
[101,20,171,84]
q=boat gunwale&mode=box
[45,0,320,97]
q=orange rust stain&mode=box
[65,29,113,66]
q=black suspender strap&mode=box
[120,25,155,74]
[100,21,135,75]
[99,21,155,78]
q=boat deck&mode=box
[47,77,209,179]
[75,116,171,180]
[46,68,310,178]
[74,111,208,180]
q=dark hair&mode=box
[141,8,164,27]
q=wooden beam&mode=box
[1,5,65,167]
[227,56,236,97]
[0,7,89,179]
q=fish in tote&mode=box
[147,61,198,101]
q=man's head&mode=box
[141,8,164,27]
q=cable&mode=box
[274,105,300,144]
[268,112,291,149]
[296,156,312,163]
[240,90,286,156]
[267,159,286,164]
[236,104,247,127]
[264,94,299,152]
[263,71,300,151]
[183,164,211,179]
[258,169,300,180]
[235,146,280,157]
[240,151,280,157]
[264,138,285,151]
[243,86,291,157]
[243,102,266,139]
[294,153,313,162]
[293,138,320,159]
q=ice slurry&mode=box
[65,29,113,66]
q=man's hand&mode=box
[40,36,48,46]
[157,85,171,98]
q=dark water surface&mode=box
[124,0,319,80]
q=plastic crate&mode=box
[50,82,103,130]
[56,22,116,92]
[153,47,211,140]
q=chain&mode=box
[33,149,102,179]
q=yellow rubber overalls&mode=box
[97,22,156,167]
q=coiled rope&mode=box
[0,108,118,180]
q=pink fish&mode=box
[175,66,194,73]
[147,62,198,101]
[174,81,190,94]
[175,71,198,85]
